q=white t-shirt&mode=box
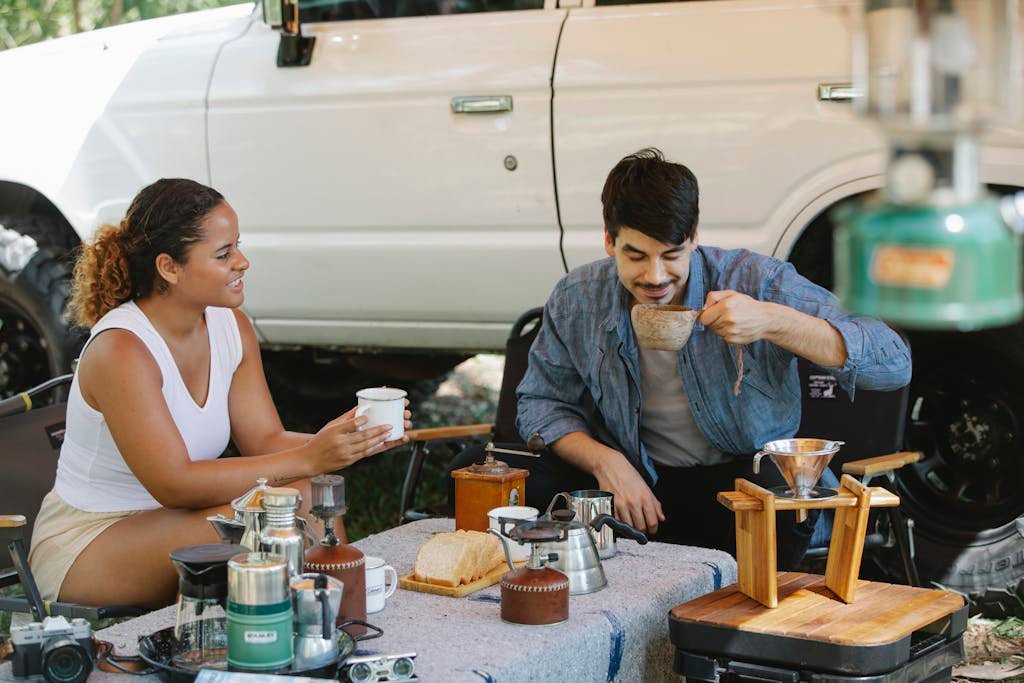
[55,301,243,512]
[638,346,727,468]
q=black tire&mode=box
[0,214,79,252]
[896,324,1024,616]
[0,216,85,398]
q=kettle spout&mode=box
[488,528,516,571]
[207,514,246,545]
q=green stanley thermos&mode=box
[227,552,293,672]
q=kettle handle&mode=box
[591,513,648,545]
[488,528,516,571]
[543,491,572,519]
[336,620,383,642]
[315,584,332,641]
[752,451,767,475]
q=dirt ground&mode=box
[953,618,1024,682]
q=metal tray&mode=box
[138,618,380,683]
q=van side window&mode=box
[300,0,543,21]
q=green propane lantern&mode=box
[835,0,1024,331]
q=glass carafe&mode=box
[169,543,243,669]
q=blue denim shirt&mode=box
[516,246,912,484]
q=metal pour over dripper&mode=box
[753,438,844,500]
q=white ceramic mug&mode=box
[488,505,539,563]
[364,556,398,614]
[355,387,407,439]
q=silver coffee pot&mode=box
[208,478,317,555]
[208,478,271,550]
[290,573,344,669]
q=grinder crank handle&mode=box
[591,513,649,545]
[485,433,547,459]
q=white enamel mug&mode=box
[355,387,407,439]
[364,556,398,614]
[488,505,539,563]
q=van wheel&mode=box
[896,325,1024,616]
[0,217,84,397]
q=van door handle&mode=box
[451,96,513,114]
[817,83,862,102]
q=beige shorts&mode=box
[27,490,144,602]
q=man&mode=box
[512,148,911,564]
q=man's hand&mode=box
[701,289,849,366]
[594,451,665,535]
[700,290,774,344]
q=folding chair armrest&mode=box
[842,451,923,478]
[0,515,27,528]
[406,423,494,442]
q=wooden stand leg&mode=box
[735,479,778,608]
[824,474,873,603]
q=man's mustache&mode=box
[635,280,677,290]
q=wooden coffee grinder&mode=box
[451,434,545,532]
[303,474,367,637]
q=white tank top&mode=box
[55,301,243,512]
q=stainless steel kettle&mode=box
[539,510,648,595]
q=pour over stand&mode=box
[716,474,901,608]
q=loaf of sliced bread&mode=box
[413,529,505,587]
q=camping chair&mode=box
[399,307,543,523]
[796,356,922,586]
[0,375,146,621]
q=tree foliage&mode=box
[0,0,245,50]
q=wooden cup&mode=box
[630,304,700,350]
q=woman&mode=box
[28,178,410,608]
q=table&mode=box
[2,518,735,682]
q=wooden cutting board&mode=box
[399,562,518,598]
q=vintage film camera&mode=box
[340,652,417,682]
[9,616,94,683]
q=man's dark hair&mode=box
[601,148,699,245]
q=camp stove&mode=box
[303,474,367,637]
[490,520,570,626]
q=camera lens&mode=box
[392,656,415,679]
[42,638,92,683]
[348,661,374,683]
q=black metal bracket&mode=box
[277,0,314,67]
[277,33,315,68]
[4,531,46,621]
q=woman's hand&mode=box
[306,404,412,473]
